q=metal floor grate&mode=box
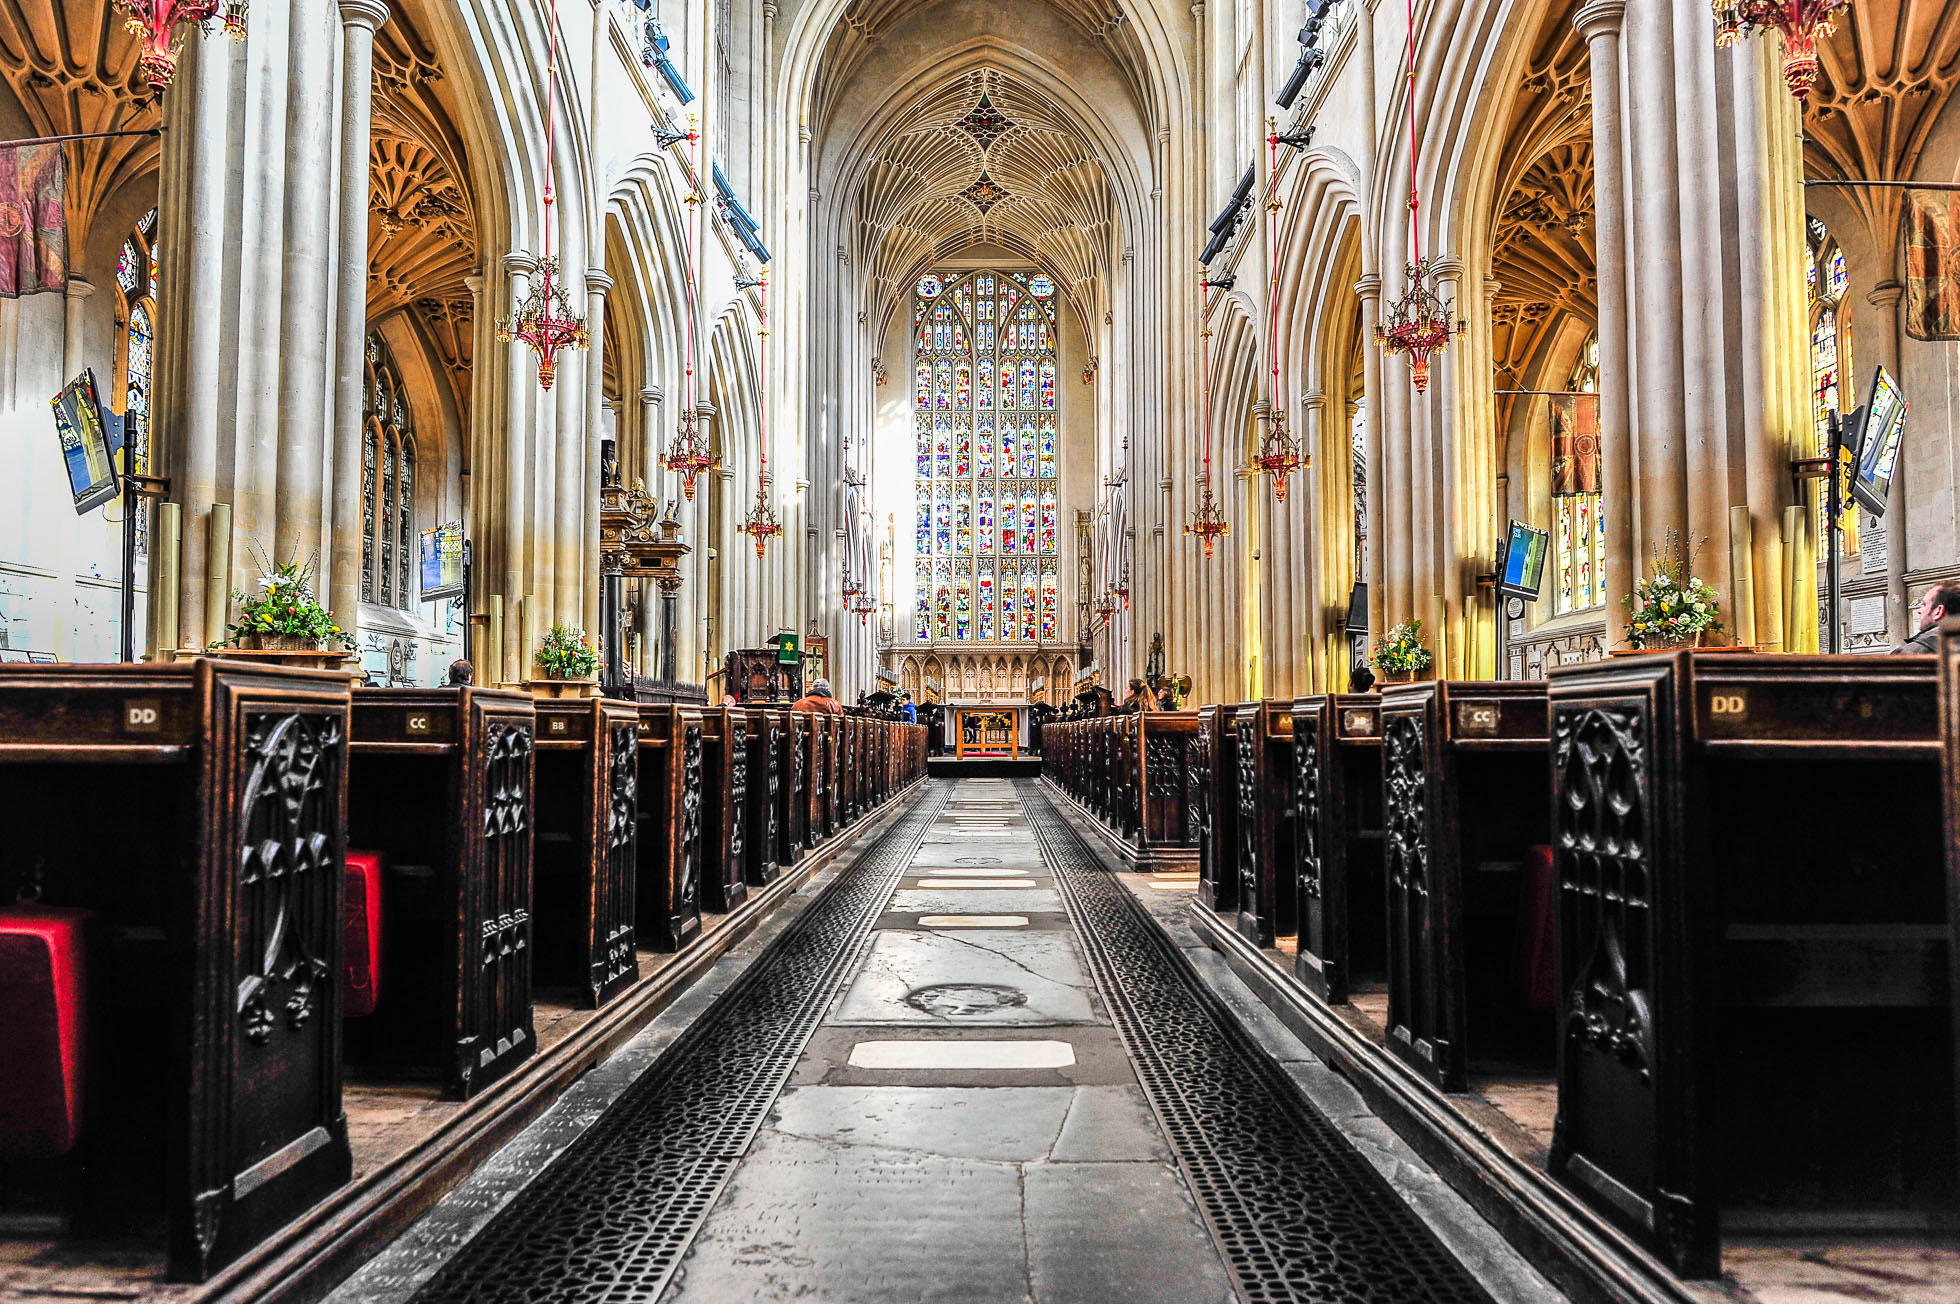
[403,782,953,1304]
[1018,781,1495,1304]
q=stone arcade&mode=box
[3,2,1960,1302]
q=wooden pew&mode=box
[0,660,353,1279]
[779,708,806,864]
[531,698,640,1008]
[1549,651,1952,1277]
[345,686,537,1101]
[806,712,834,843]
[1131,710,1199,871]
[743,705,784,888]
[1292,694,1387,1002]
[1380,680,1552,1093]
[634,704,703,952]
[1232,700,1296,948]
[697,707,748,913]
[1195,704,1241,915]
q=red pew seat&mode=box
[344,851,384,1018]
[0,904,91,1160]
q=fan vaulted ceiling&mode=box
[854,67,1113,339]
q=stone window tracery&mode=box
[1808,217,1857,555]
[115,209,159,558]
[361,335,417,611]
[913,269,1060,643]
[1554,334,1605,615]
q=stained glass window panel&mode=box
[1040,570,1058,638]
[912,267,1060,642]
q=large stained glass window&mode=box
[361,334,417,610]
[1808,217,1857,554]
[913,269,1060,641]
[116,209,159,557]
[1554,334,1606,615]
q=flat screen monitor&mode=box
[419,521,466,600]
[1499,520,1550,601]
[1849,365,1907,517]
[52,370,118,515]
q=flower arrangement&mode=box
[1624,531,1722,648]
[220,554,353,651]
[536,624,598,679]
[1370,620,1433,677]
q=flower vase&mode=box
[241,632,324,652]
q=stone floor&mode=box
[328,779,1560,1304]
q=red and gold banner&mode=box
[0,144,66,299]
[1905,189,1960,341]
[1549,392,1600,497]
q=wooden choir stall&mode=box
[1133,645,1960,1288]
[0,657,928,1288]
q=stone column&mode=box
[328,0,389,626]
[273,0,340,572]
[53,277,94,661]
[156,32,231,651]
[502,251,537,681]
[1355,275,1386,645]
[580,268,613,639]
[1302,388,1327,689]
[1865,282,1909,639]
[1624,0,1688,553]
[1576,0,1634,649]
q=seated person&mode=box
[791,678,846,715]
[1890,581,1960,654]
[1349,664,1377,693]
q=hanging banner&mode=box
[0,143,67,298]
[1904,189,1960,341]
[1549,392,1601,497]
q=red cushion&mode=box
[344,851,384,1019]
[1520,845,1556,1011]
[0,904,91,1160]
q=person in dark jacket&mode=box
[1890,581,1960,654]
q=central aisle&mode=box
[661,777,1236,1302]
[363,778,1512,1304]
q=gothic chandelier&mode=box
[1256,123,1305,501]
[1377,257,1462,393]
[1376,0,1464,394]
[1113,560,1130,610]
[665,115,717,498]
[738,274,783,558]
[120,1,246,97]
[1093,590,1117,621]
[849,590,875,625]
[1185,275,1230,560]
[498,0,587,391]
[1712,1,1850,100]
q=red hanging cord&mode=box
[1404,0,1421,268]
[1267,130,1281,408]
[1200,273,1213,485]
[543,0,559,269]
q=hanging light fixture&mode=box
[738,273,783,558]
[1113,560,1130,611]
[1255,121,1305,501]
[664,113,717,498]
[850,590,876,625]
[119,2,247,97]
[1093,590,1117,621]
[498,0,588,391]
[1186,273,1231,560]
[1375,0,1464,394]
[1712,2,1849,100]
